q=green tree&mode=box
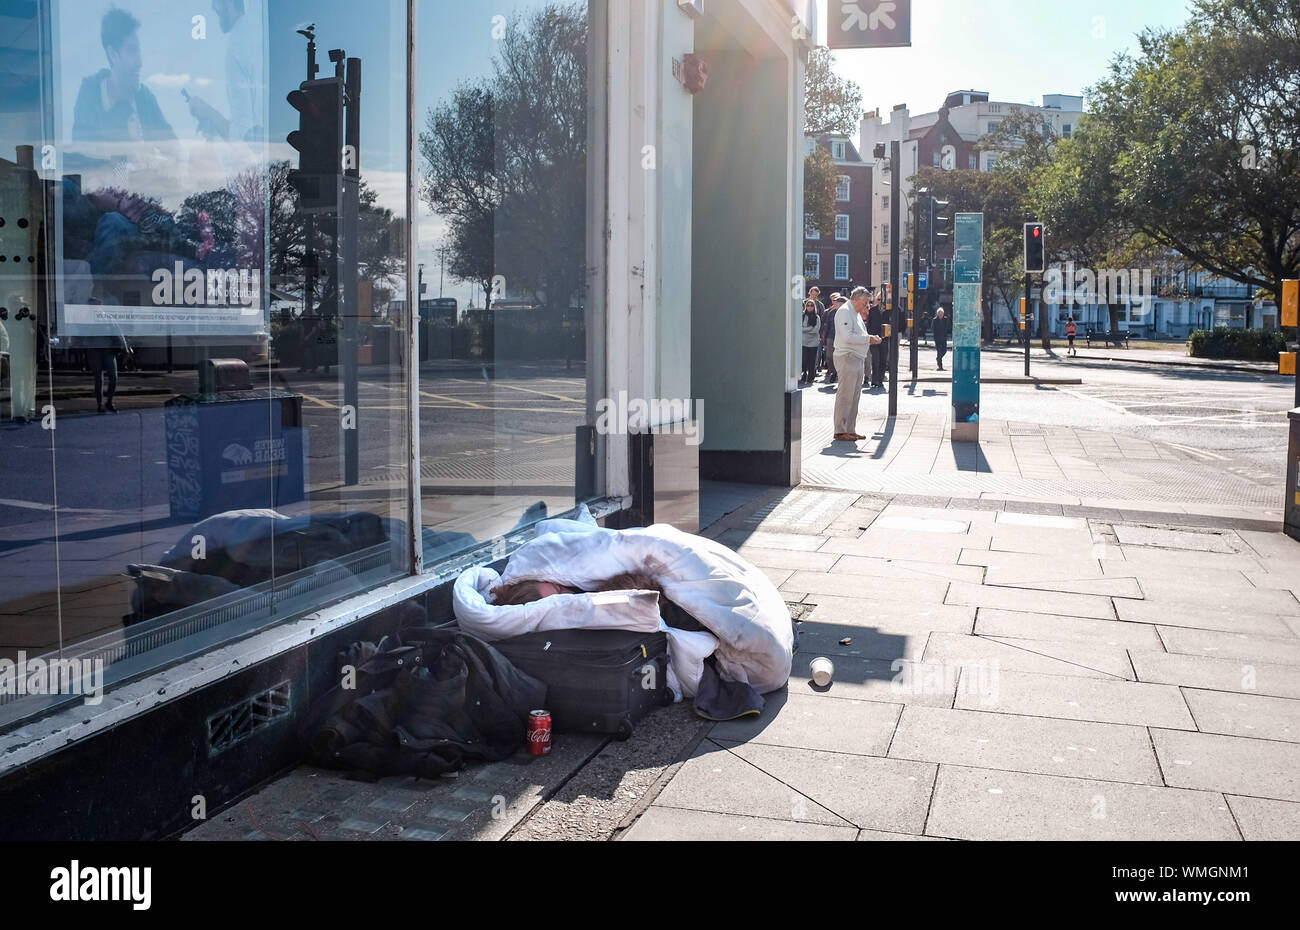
[804,47,864,135]
[1085,0,1300,322]
[804,145,839,239]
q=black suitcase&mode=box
[493,629,673,740]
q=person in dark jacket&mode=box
[72,8,175,144]
[932,306,951,371]
[866,291,887,389]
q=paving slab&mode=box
[976,608,1163,649]
[1114,546,1264,574]
[960,549,1103,578]
[707,691,901,756]
[651,740,848,826]
[925,765,1239,841]
[1182,689,1300,743]
[728,546,840,572]
[1127,578,1300,614]
[1129,650,1300,699]
[1224,795,1300,841]
[781,570,949,603]
[1116,599,1294,637]
[889,705,1162,785]
[988,530,1100,555]
[855,829,949,841]
[985,575,1144,599]
[788,654,957,706]
[956,668,1195,729]
[924,631,1134,680]
[1114,525,1242,553]
[621,806,857,841]
[994,512,1088,530]
[821,534,977,564]
[1152,728,1300,802]
[715,529,827,551]
[946,581,1117,621]
[722,742,937,834]
[1157,627,1300,666]
[829,554,985,585]
[1101,561,1255,591]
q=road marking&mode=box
[1164,442,1228,462]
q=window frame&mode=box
[835,214,850,241]
[833,254,850,280]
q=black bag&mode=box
[493,629,673,740]
[303,626,548,778]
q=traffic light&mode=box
[287,79,343,212]
[1024,222,1045,274]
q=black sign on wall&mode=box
[827,0,913,50]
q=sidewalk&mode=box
[621,486,1300,840]
[980,343,1282,375]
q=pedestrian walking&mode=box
[932,306,951,371]
[1066,316,1078,357]
[800,300,820,385]
[87,333,127,414]
[832,286,883,443]
[821,293,842,384]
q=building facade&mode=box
[0,0,814,838]
[802,134,872,294]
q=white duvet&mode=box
[452,508,794,699]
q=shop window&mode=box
[0,0,414,731]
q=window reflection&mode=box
[0,0,410,728]
[415,1,596,563]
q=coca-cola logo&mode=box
[527,729,550,743]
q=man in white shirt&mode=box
[186,0,265,144]
[833,286,883,442]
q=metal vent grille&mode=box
[207,681,291,755]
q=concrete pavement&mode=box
[621,487,1300,841]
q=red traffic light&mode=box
[1033,227,1041,238]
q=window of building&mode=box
[882,224,890,246]
[805,213,820,240]
[835,215,850,241]
[836,176,851,201]
[834,254,850,280]
[831,140,846,159]
[805,253,821,279]
[0,0,604,733]
[881,195,889,210]
[1063,124,1072,139]
[968,154,977,170]
[987,120,1000,133]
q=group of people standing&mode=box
[799,285,954,444]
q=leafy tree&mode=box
[419,83,499,309]
[1084,0,1300,322]
[418,2,588,315]
[804,145,839,239]
[804,47,863,135]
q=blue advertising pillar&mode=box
[952,213,984,442]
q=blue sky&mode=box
[828,0,1196,139]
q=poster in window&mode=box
[50,0,268,342]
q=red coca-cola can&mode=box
[527,710,552,756]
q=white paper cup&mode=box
[810,657,834,687]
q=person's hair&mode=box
[490,580,551,606]
[850,286,870,301]
[101,7,140,54]
[803,306,819,326]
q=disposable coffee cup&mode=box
[810,657,834,687]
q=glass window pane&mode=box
[414,1,598,568]
[0,0,411,728]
